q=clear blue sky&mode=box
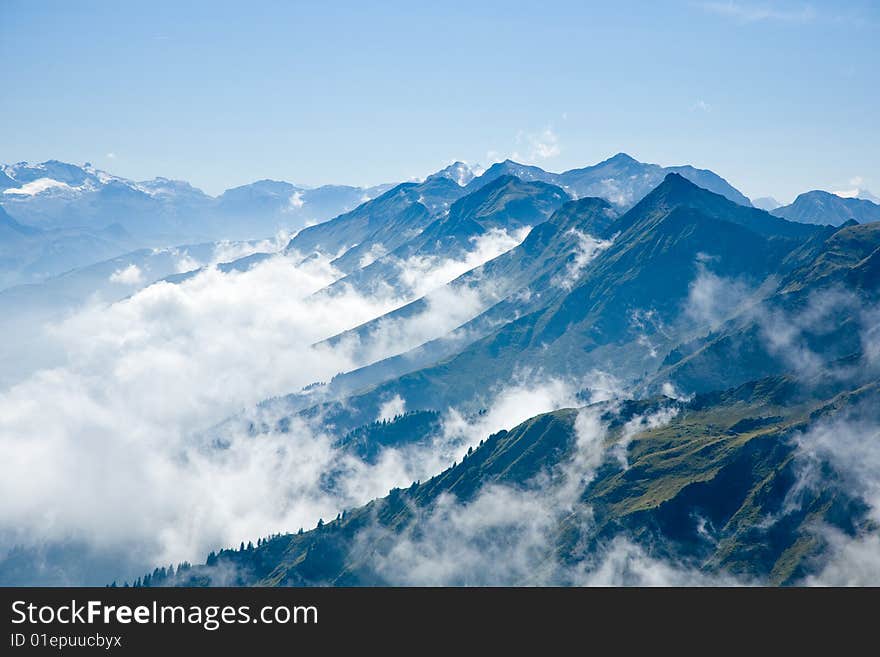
[1,0,877,202]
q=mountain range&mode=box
[4,155,876,291]
[132,166,879,587]
[3,152,879,587]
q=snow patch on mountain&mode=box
[3,178,75,196]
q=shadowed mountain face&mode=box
[416,175,568,254]
[655,221,880,395]
[316,175,570,298]
[773,190,880,226]
[299,175,823,432]
[262,197,619,411]
[284,177,466,269]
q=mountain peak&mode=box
[607,152,638,164]
[660,171,698,190]
[773,189,880,226]
[752,196,781,211]
[426,161,477,187]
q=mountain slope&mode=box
[259,197,619,413]
[654,221,880,395]
[315,175,569,298]
[284,177,466,269]
[0,204,41,239]
[773,190,880,226]
[146,372,879,586]
[299,175,821,432]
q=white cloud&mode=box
[287,191,305,210]
[805,531,880,586]
[352,394,736,586]
[358,243,388,269]
[756,287,860,378]
[690,99,711,112]
[833,189,860,199]
[105,152,117,160]
[661,381,693,402]
[789,408,880,585]
[109,264,145,286]
[0,253,411,578]
[394,226,531,298]
[552,229,613,290]
[0,228,585,583]
[377,395,406,422]
[324,227,531,369]
[684,260,754,330]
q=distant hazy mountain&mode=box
[215,180,393,237]
[772,190,880,226]
[464,153,752,208]
[0,202,137,290]
[0,160,399,288]
[0,160,395,244]
[0,240,234,387]
[751,196,781,211]
[0,204,40,239]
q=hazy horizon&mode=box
[2,0,877,202]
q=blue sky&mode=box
[1,0,877,201]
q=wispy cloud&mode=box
[699,1,817,23]
[690,99,711,112]
[511,127,561,163]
